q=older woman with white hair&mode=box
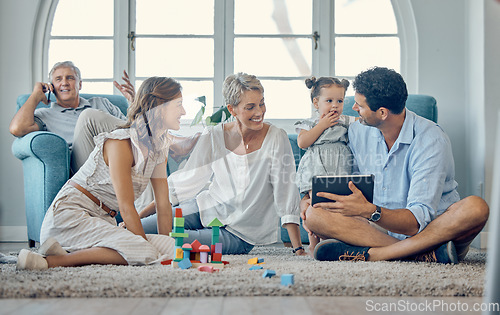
[141,73,306,255]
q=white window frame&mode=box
[32,0,417,132]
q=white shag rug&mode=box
[0,246,487,298]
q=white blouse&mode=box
[168,123,301,245]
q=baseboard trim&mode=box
[0,226,27,242]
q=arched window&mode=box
[37,0,415,122]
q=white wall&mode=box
[0,0,38,240]
[0,0,498,242]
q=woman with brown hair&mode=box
[17,77,186,270]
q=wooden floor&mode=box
[0,242,488,315]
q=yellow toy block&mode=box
[247,257,258,265]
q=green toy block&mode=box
[212,226,220,236]
[175,238,184,246]
[170,232,189,238]
[211,235,219,244]
[174,226,185,233]
[174,217,185,227]
[207,218,223,227]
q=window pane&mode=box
[136,0,214,35]
[234,38,311,77]
[335,37,400,77]
[51,0,113,36]
[135,38,213,78]
[49,40,113,79]
[81,82,114,95]
[335,0,397,34]
[261,80,311,119]
[135,80,213,120]
[235,0,312,34]
[179,80,214,120]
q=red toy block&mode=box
[212,252,222,262]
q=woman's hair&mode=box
[121,77,182,130]
[49,61,81,82]
[305,76,350,102]
[352,67,407,114]
[222,72,264,107]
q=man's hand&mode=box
[33,82,53,105]
[313,181,373,219]
[113,70,135,103]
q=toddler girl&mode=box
[295,76,356,252]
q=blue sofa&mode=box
[13,93,437,247]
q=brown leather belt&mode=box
[68,181,117,217]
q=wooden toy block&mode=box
[247,257,258,265]
[173,217,185,227]
[182,243,193,250]
[160,259,172,266]
[175,238,183,247]
[178,258,192,270]
[212,226,220,235]
[175,208,183,218]
[197,265,219,273]
[207,218,223,227]
[171,261,225,269]
[211,244,216,254]
[175,248,184,259]
[169,232,189,238]
[214,242,222,253]
[281,274,294,286]
[190,239,202,252]
[200,251,209,263]
[199,245,210,252]
[211,235,219,244]
[249,265,263,270]
[257,258,264,263]
[212,252,222,262]
[262,269,276,278]
[174,226,185,233]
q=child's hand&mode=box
[318,111,340,130]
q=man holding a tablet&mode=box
[301,67,489,264]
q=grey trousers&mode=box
[72,108,124,173]
[71,109,154,211]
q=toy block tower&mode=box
[169,208,189,262]
[207,218,223,263]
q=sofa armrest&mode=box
[11,131,71,243]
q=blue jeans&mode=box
[141,199,254,255]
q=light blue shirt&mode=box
[348,110,460,240]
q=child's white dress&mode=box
[295,115,356,194]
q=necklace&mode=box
[243,133,257,150]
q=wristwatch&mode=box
[368,205,382,222]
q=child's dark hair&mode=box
[305,77,350,102]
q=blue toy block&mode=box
[281,274,294,286]
[262,269,276,278]
[249,265,263,270]
[257,258,264,263]
[178,259,192,270]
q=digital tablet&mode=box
[311,175,375,205]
